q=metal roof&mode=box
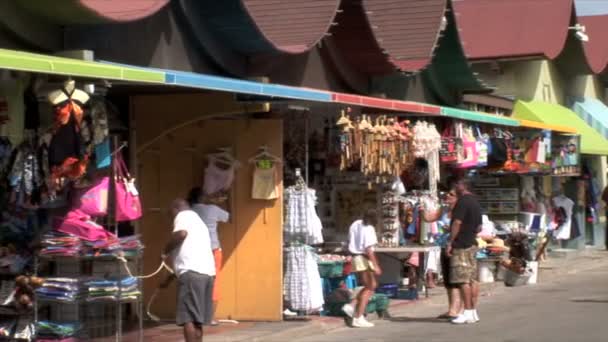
[330,0,447,75]
[182,0,341,55]
[453,0,573,60]
[15,0,169,24]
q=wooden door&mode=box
[133,93,283,321]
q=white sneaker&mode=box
[342,304,354,318]
[473,310,480,322]
[283,309,297,317]
[352,316,374,328]
[451,311,476,324]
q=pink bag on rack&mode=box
[114,152,142,221]
[77,177,109,216]
[455,124,478,169]
[55,209,116,241]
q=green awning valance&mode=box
[441,107,519,126]
[0,48,165,83]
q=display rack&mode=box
[475,187,519,215]
[33,253,143,341]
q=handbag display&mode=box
[439,124,462,163]
[114,152,142,221]
[455,123,478,169]
[475,126,489,168]
[78,177,109,216]
[95,139,111,169]
[488,135,508,167]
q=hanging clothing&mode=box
[552,195,574,240]
[251,165,279,200]
[48,115,83,168]
[203,159,236,195]
[203,162,232,194]
[283,245,324,312]
[284,187,324,245]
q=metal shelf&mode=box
[34,251,144,342]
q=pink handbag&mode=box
[455,124,478,169]
[55,209,116,241]
[78,177,109,216]
[114,153,142,221]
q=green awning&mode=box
[441,107,519,126]
[513,100,608,155]
[0,48,165,83]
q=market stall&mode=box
[0,75,145,341]
[281,107,586,320]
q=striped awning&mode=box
[571,97,608,139]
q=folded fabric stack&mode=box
[86,277,140,301]
[36,321,80,340]
[39,232,82,257]
[36,278,85,302]
[81,236,121,257]
[119,235,144,257]
[86,279,118,301]
[119,276,141,300]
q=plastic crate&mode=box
[375,284,398,298]
[324,293,390,317]
[318,261,344,278]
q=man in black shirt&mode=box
[447,178,482,324]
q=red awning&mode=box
[578,15,608,73]
[453,0,573,60]
[330,0,447,75]
[243,0,341,54]
[365,0,447,72]
[15,0,169,23]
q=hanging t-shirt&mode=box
[172,210,216,277]
[251,165,279,200]
[203,160,235,195]
[348,220,378,255]
[552,195,574,240]
[192,203,230,250]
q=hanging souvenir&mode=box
[488,129,508,167]
[455,123,478,169]
[47,80,91,191]
[475,126,489,167]
[440,123,462,163]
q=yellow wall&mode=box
[472,60,566,104]
[132,92,284,321]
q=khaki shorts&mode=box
[352,255,375,273]
[449,246,478,284]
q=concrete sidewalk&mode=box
[111,249,608,342]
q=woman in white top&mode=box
[188,187,230,326]
[343,209,382,328]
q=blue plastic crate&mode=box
[375,284,399,298]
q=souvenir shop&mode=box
[0,73,144,340]
[279,107,585,318]
[280,106,448,317]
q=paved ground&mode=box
[108,250,608,341]
[291,251,608,342]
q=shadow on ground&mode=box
[389,316,452,324]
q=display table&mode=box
[376,246,441,298]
